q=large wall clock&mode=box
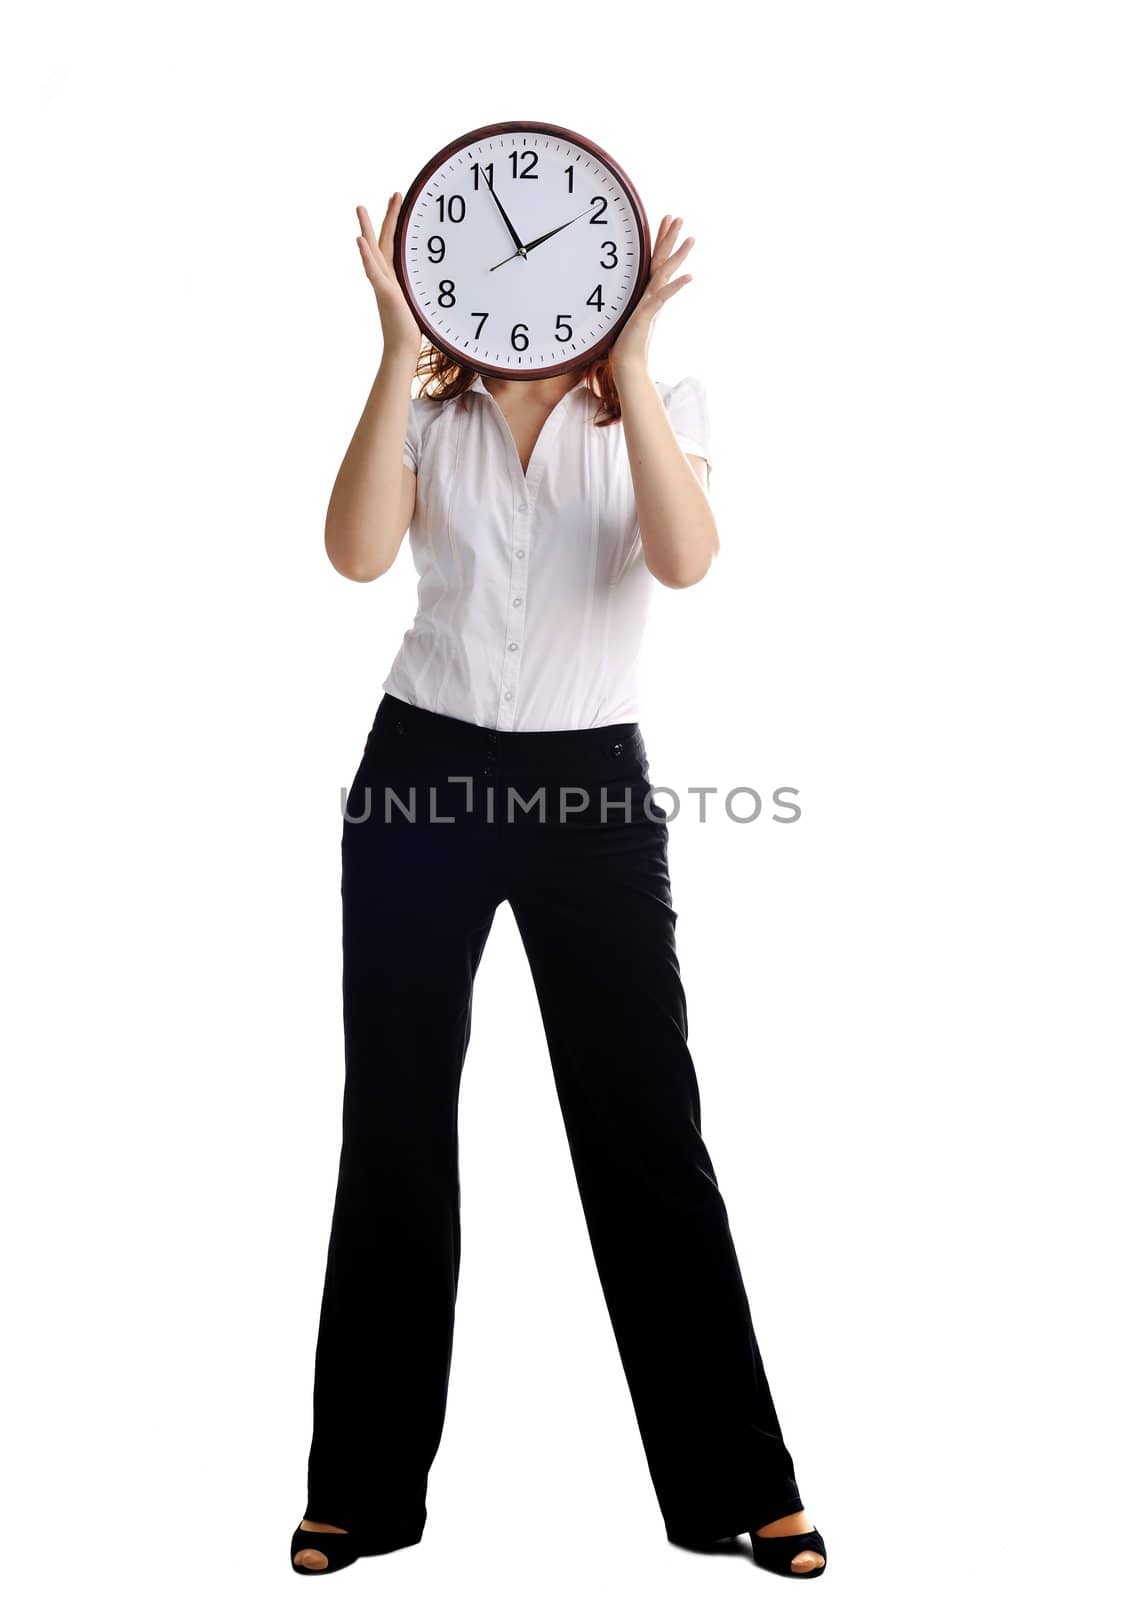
[393,120,652,380]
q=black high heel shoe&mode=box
[290,1523,359,1576]
[751,1523,827,1579]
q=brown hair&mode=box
[411,340,623,429]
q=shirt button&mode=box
[508,641,518,651]
[515,549,526,559]
[512,597,522,607]
[504,690,513,701]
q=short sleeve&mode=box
[662,375,712,488]
[402,397,423,474]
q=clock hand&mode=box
[519,208,592,254]
[488,208,592,271]
[484,175,526,256]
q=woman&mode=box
[291,194,827,1581]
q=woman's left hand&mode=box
[607,214,695,376]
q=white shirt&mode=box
[382,371,712,732]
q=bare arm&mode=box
[614,362,717,588]
[324,197,423,583]
[325,348,419,581]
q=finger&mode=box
[357,203,381,246]
[651,235,694,285]
[653,273,693,305]
[357,234,387,283]
[377,192,401,257]
[652,215,686,270]
[651,219,676,268]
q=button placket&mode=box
[450,377,591,732]
[498,471,537,729]
[483,385,578,732]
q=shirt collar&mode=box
[467,370,590,399]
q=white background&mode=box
[3,3,1131,1596]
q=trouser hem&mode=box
[302,1506,426,1558]
[665,1492,806,1548]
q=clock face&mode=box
[394,121,651,378]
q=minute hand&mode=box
[485,178,526,254]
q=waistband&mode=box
[374,694,646,781]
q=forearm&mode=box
[325,343,419,581]
[613,359,719,588]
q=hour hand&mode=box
[489,207,591,271]
[521,208,591,254]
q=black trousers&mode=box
[303,693,804,1554]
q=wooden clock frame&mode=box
[393,119,653,381]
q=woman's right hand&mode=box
[356,197,421,360]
